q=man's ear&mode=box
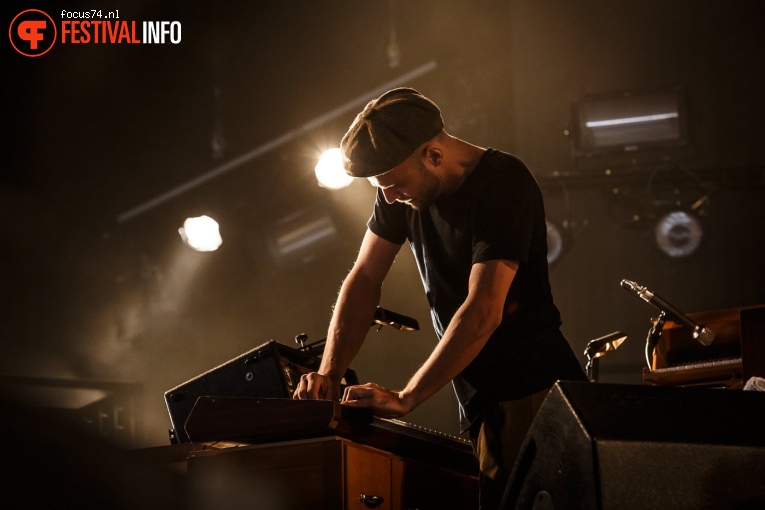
[423,144,443,168]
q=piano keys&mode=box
[643,303,765,388]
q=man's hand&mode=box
[293,372,339,401]
[341,382,411,419]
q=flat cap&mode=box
[340,87,444,178]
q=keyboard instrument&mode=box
[642,304,765,388]
[183,396,477,474]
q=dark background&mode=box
[3,0,764,449]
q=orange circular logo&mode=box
[9,9,57,57]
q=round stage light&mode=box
[179,215,222,252]
[315,148,353,190]
[546,220,564,265]
[654,210,703,258]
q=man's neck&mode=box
[442,136,487,195]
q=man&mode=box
[294,87,587,509]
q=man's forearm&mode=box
[318,270,382,383]
[399,299,501,411]
[399,259,517,412]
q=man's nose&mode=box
[381,187,401,204]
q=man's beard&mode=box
[405,161,441,209]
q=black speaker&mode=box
[502,381,765,510]
[164,340,355,444]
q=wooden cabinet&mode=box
[345,442,401,509]
[185,436,478,510]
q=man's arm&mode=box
[293,228,401,401]
[342,258,518,418]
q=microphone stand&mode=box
[645,312,668,369]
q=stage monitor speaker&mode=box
[164,340,356,444]
[502,381,765,510]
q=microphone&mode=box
[620,279,715,346]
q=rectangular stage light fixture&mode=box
[572,87,691,169]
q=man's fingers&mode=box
[342,386,367,402]
[292,377,306,399]
[293,373,322,400]
[342,382,384,403]
[340,382,407,418]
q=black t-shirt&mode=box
[368,148,586,430]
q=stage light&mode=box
[546,220,565,265]
[315,148,353,190]
[654,210,702,258]
[571,87,692,171]
[178,215,222,252]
